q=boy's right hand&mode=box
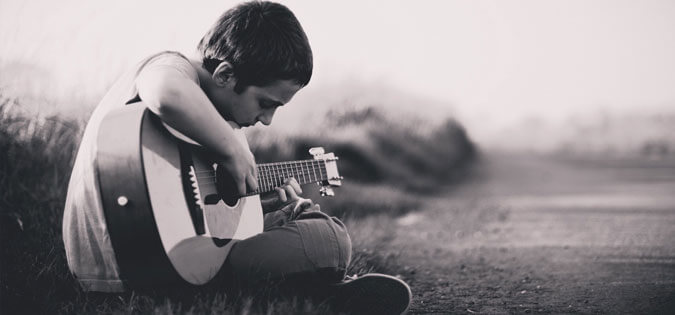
[219,143,258,196]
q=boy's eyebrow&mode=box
[261,95,287,106]
[260,97,284,107]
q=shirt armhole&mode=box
[126,51,200,105]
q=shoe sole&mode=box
[327,273,412,315]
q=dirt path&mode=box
[385,154,675,314]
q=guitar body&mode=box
[96,102,263,288]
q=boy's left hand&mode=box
[260,177,303,213]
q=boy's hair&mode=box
[197,1,313,93]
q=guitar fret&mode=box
[261,165,265,192]
[283,162,287,180]
[263,165,270,192]
[303,161,308,184]
[312,163,319,182]
[271,163,276,186]
[267,165,273,191]
[297,161,303,184]
[309,160,315,183]
[314,161,318,181]
[272,164,278,187]
[280,163,285,185]
[266,164,271,189]
[292,162,297,183]
[305,161,310,183]
[251,159,330,195]
[283,162,289,181]
[281,163,286,185]
[258,165,264,191]
[302,161,308,183]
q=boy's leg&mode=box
[220,202,411,314]
[223,207,352,286]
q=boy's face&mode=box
[211,79,303,128]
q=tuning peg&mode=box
[309,147,325,157]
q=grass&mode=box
[0,91,475,314]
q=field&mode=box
[3,90,674,314]
[0,93,474,314]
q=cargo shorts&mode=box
[222,199,352,285]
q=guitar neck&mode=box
[250,159,328,195]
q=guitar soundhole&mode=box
[215,165,240,207]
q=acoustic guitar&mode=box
[96,102,342,288]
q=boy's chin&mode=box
[228,121,243,129]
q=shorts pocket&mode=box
[297,218,341,269]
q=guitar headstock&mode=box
[309,147,342,196]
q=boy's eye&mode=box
[260,100,282,109]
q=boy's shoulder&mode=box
[137,51,199,83]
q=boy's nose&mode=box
[258,108,276,126]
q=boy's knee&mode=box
[296,217,352,272]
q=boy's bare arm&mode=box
[136,66,258,195]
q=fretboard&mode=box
[247,159,328,195]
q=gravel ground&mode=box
[383,154,675,314]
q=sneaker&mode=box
[324,273,412,315]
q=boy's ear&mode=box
[212,61,236,87]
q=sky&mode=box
[1,0,674,149]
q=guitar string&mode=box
[192,166,330,179]
[193,171,329,182]
[191,161,330,195]
[194,170,329,181]
[196,173,327,186]
[193,165,329,176]
[192,164,328,179]
[189,159,328,167]
[191,160,329,173]
[192,167,329,176]
[193,169,329,188]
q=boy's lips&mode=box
[241,120,259,127]
[230,121,257,128]
[228,121,245,129]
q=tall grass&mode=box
[0,91,475,314]
[0,93,83,313]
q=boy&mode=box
[63,1,410,313]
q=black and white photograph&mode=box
[1,0,674,313]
